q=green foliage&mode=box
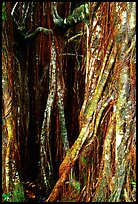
[2,183,25,202]
[2,192,12,202]
[2,2,6,21]
[64,3,89,26]
[70,179,81,192]
[13,183,25,202]
[81,156,87,164]
[131,181,136,188]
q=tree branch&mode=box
[52,2,100,30]
[24,27,53,39]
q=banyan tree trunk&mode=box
[45,2,136,202]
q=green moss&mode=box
[70,179,81,192]
[2,2,7,21]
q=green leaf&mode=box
[131,181,136,188]
[2,193,7,198]
[2,192,11,201]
